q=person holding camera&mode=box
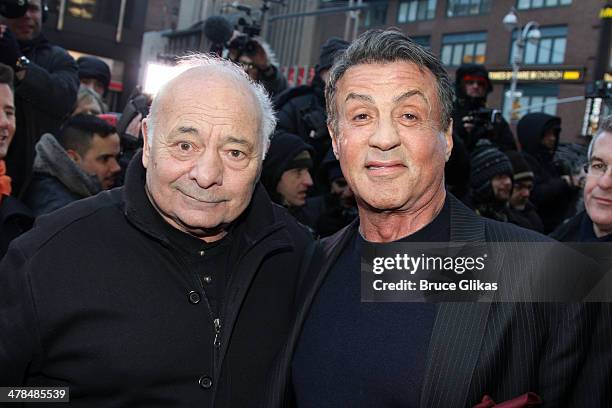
[0,0,79,197]
[453,64,516,152]
[228,33,287,97]
[275,37,350,172]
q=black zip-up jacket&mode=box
[5,34,79,197]
[0,154,317,407]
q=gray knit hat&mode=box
[470,140,514,194]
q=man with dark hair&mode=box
[0,62,32,258]
[23,114,120,215]
[77,55,111,97]
[275,37,350,170]
[266,29,609,407]
[0,0,79,197]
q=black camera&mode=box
[0,0,28,19]
[464,108,503,129]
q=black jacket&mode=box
[0,154,317,407]
[265,194,610,407]
[0,195,33,259]
[517,113,576,233]
[5,35,79,197]
[275,77,330,170]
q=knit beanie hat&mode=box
[318,37,350,73]
[262,132,314,204]
[505,151,534,182]
[470,140,514,195]
[77,56,111,93]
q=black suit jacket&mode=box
[265,194,611,408]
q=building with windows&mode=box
[44,0,179,111]
[354,0,608,141]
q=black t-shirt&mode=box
[292,197,450,407]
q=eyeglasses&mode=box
[584,160,610,177]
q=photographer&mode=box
[0,0,79,197]
[453,64,516,152]
[275,37,349,172]
[228,34,287,97]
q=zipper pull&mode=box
[213,318,221,348]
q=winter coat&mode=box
[5,34,79,197]
[517,113,576,233]
[0,153,317,407]
[23,133,101,216]
[275,77,330,170]
[0,195,33,259]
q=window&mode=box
[517,0,572,10]
[502,84,559,121]
[441,32,487,67]
[510,26,567,66]
[410,36,431,49]
[447,0,491,17]
[364,1,388,27]
[398,0,436,23]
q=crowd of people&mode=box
[0,1,610,406]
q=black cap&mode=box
[77,56,111,93]
[318,37,350,73]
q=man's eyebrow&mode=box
[223,136,255,151]
[393,90,428,104]
[345,92,375,104]
[176,126,198,135]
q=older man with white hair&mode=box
[0,55,316,406]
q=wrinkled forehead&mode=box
[592,131,612,158]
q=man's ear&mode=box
[444,119,453,162]
[65,149,81,163]
[328,123,340,160]
[142,119,151,169]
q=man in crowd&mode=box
[507,150,544,232]
[518,112,581,233]
[275,37,350,170]
[552,115,612,242]
[262,132,316,229]
[0,55,316,407]
[0,0,79,196]
[77,55,111,98]
[266,29,609,407]
[23,114,120,215]
[0,63,32,258]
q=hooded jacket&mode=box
[517,113,575,233]
[23,133,101,216]
[0,152,317,407]
[5,34,79,197]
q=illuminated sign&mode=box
[488,69,584,83]
[600,6,612,19]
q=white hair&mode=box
[588,115,612,160]
[146,53,276,158]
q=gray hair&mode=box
[588,115,612,159]
[147,53,277,157]
[74,85,107,115]
[325,28,454,135]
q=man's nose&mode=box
[301,171,313,187]
[368,117,401,151]
[190,149,223,189]
[109,158,121,174]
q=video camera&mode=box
[0,0,28,19]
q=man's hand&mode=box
[0,26,23,70]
